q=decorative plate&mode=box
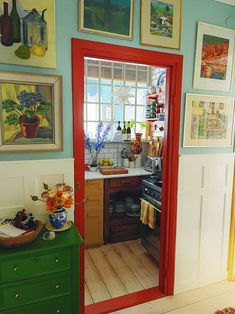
[45,221,72,232]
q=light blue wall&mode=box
[0,0,235,161]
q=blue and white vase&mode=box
[49,207,67,229]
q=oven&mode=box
[141,175,162,263]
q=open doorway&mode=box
[72,39,183,314]
[83,57,165,305]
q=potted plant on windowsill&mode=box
[85,122,113,172]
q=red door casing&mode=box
[72,39,183,314]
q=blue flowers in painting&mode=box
[17,90,44,108]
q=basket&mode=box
[0,220,43,248]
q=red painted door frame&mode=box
[72,38,183,314]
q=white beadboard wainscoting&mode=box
[174,153,234,294]
[0,159,74,223]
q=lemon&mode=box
[31,45,46,57]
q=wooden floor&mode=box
[85,239,159,305]
[113,280,235,314]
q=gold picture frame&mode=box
[140,0,182,49]
[0,71,63,152]
[0,0,56,68]
[79,0,134,40]
[183,93,235,147]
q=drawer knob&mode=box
[13,265,17,272]
[55,258,59,263]
[15,292,19,298]
[55,284,60,289]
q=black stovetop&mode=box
[143,172,162,189]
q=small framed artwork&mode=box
[183,93,235,147]
[79,0,134,40]
[193,22,235,91]
[140,0,182,49]
[0,71,63,152]
[0,0,56,68]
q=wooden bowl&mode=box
[0,220,43,248]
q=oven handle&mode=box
[140,198,162,213]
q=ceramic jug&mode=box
[22,8,48,49]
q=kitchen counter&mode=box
[85,167,153,180]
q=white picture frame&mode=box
[183,93,235,147]
[193,22,235,91]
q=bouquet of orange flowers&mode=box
[31,183,73,214]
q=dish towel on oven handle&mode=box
[140,199,156,229]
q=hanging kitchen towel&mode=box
[148,203,156,229]
[140,199,149,225]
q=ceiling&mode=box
[215,0,235,6]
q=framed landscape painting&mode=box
[183,93,235,147]
[193,22,235,91]
[0,71,63,152]
[140,0,181,49]
[0,0,56,68]
[79,0,133,40]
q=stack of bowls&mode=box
[114,201,126,215]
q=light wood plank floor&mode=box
[85,239,159,305]
[113,280,235,314]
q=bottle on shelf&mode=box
[10,0,21,43]
[122,121,127,141]
[117,121,122,131]
[0,2,13,46]
[126,121,131,140]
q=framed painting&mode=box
[193,22,235,91]
[183,93,235,147]
[0,71,63,152]
[79,0,134,40]
[140,0,181,49]
[0,0,56,68]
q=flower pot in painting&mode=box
[49,207,67,229]
[19,115,40,138]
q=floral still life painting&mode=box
[79,0,133,39]
[0,71,62,152]
[193,22,235,91]
[0,0,55,68]
[183,93,235,147]
[141,0,181,49]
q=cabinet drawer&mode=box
[109,176,141,188]
[85,195,103,213]
[85,210,103,246]
[1,273,71,309]
[2,295,72,314]
[0,249,71,283]
[85,179,103,196]
[110,216,140,227]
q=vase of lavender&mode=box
[85,122,113,171]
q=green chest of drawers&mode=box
[0,224,83,314]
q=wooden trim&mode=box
[72,38,183,313]
[228,161,235,280]
[85,287,164,314]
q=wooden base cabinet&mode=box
[104,176,143,243]
[85,179,104,246]
[0,224,82,314]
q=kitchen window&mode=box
[84,58,151,138]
